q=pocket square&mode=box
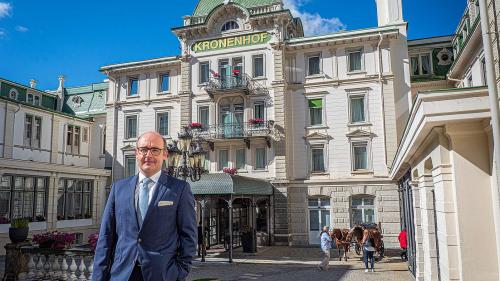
[158,200,174,206]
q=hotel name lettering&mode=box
[191,32,270,53]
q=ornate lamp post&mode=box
[166,126,206,182]
[166,126,208,261]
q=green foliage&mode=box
[10,218,29,228]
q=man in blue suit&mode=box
[93,131,197,281]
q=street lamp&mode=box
[166,126,206,182]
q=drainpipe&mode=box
[478,0,500,274]
[377,32,388,170]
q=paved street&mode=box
[188,246,412,281]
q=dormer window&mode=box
[9,89,18,100]
[26,93,41,106]
[72,95,84,107]
[221,20,239,32]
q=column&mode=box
[46,173,59,230]
[3,103,17,158]
[419,174,439,281]
[411,180,424,281]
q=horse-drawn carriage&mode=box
[331,223,385,261]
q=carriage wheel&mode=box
[355,244,361,256]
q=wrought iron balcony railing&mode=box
[193,121,274,141]
[205,73,268,98]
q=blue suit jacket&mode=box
[92,172,197,281]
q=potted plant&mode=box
[190,122,203,130]
[88,233,99,251]
[240,225,256,253]
[33,231,76,250]
[232,69,241,76]
[248,118,265,126]
[9,218,29,243]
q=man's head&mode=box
[135,131,167,177]
[323,226,329,232]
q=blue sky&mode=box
[0,0,465,90]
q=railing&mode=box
[18,245,94,281]
[205,73,268,97]
[193,121,274,140]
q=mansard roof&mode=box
[62,82,108,117]
[193,0,281,16]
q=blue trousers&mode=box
[364,250,374,269]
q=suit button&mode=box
[138,238,142,243]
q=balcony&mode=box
[194,121,276,149]
[205,74,268,98]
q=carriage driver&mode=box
[318,226,333,270]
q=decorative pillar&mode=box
[419,174,439,281]
[410,180,424,281]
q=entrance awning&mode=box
[187,173,273,196]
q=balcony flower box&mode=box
[190,122,203,129]
[232,69,241,76]
[33,231,76,250]
[248,118,264,125]
[223,167,237,175]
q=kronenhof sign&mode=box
[191,32,271,53]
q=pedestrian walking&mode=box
[361,229,376,273]
[318,226,332,270]
[398,228,408,261]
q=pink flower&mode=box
[223,167,238,175]
[190,122,203,129]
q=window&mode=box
[308,197,331,232]
[218,150,229,171]
[125,156,136,177]
[410,53,432,76]
[308,98,323,126]
[352,141,369,171]
[253,54,264,77]
[351,196,375,225]
[156,112,169,136]
[26,93,41,106]
[57,179,93,220]
[125,115,138,139]
[24,114,41,148]
[101,126,106,156]
[221,20,239,32]
[8,89,18,100]
[159,73,169,92]
[311,145,325,172]
[198,106,209,130]
[348,49,363,72]
[82,127,89,143]
[349,95,366,123]
[0,175,48,223]
[254,101,265,120]
[255,147,266,170]
[307,54,321,76]
[129,78,138,96]
[236,148,246,170]
[199,62,210,84]
[66,125,81,154]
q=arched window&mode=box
[221,20,239,32]
[9,89,18,100]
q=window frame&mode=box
[306,52,322,77]
[199,61,210,85]
[57,178,93,220]
[0,175,48,223]
[252,54,265,78]
[156,111,170,137]
[125,114,138,140]
[348,92,368,124]
[23,114,42,148]
[66,124,81,155]
[198,106,210,131]
[410,52,433,76]
[158,72,170,93]
[347,48,365,73]
[351,140,372,172]
[310,144,326,173]
[235,148,246,170]
[253,101,265,120]
[254,147,267,170]
[124,155,136,178]
[26,93,41,106]
[82,127,89,143]
[8,89,18,100]
[128,77,139,97]
[218,149,229,171]
[221,20,240,32]
[350,195,376,226]
[307,97,325,127]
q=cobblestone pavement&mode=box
[187,246,412,281]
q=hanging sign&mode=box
[191,32,271,53]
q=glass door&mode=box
[308,197,331,245]
[219,59,230,89]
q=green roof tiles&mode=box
[193,0,280,16]
[63,82,107,116]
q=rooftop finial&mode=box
[29,79,37,88]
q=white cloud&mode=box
[0,2,12,18]
[283,0,346,36]
[0,29,5,37]
[15,25,28,32]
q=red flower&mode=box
[190,122,203,129]
[249,118,264,125]
[213,72,220,78]
[223,167,238,175]
[232,69,240,76]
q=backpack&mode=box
[365,236,375,247]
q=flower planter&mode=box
[9,227,29,243]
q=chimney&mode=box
[29,79,37,88]
[56,75,65,112]
[375,0,404,26]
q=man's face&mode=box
[135,133,167,177]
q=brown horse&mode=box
[349,225,385,258]
[331,229,351,261]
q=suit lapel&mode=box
[127,175,140,230]
[141,172,170,228]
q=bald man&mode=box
[93,131,197,281]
